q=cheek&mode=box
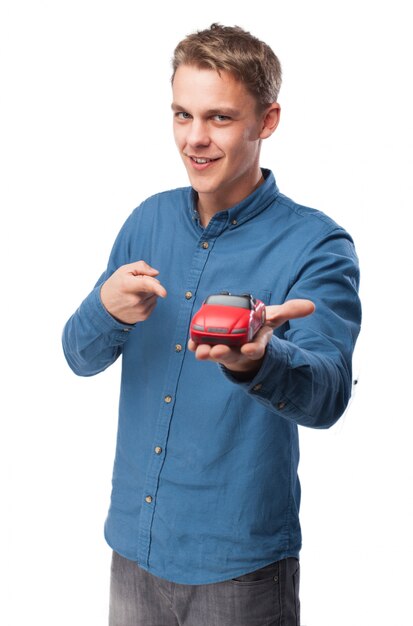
[244,123,261,142]
[173,124,184,148]
[231,137,258,163]
[226,128,256,156]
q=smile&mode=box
[186,155,222,172]
[189,156,220,164]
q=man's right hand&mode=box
[100,260,167,325]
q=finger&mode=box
[126,260,161,277]
[134,292,158,307]
[189,331,271,363]
[198,342,260,366]
[137,293,159,315]
[195,343,215,361]
[265,299,315,329]
[189,341,235,362]
[129,274,167,299]
[188,338,198,353]
[208,344,235,361]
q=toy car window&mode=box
[205,295,251,309]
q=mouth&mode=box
[186,155,221,170]
[190,156,218,164]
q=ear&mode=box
[259,103,281,139]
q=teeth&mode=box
[193,157,210,164]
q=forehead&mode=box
[172,64,257,112]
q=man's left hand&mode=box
[188,299,315,377]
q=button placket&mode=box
[136,216,228,567]
[137,391,175,566]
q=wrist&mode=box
[223,357,263,381]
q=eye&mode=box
[175,111,192,120]
[213,114,231,122]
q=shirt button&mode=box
[185,291,193,300]
[277,401,286,410]
[145,495,153,504]
[154,446,162,455]
[201,241,209,249]
[164,395,172,403]
[253,383,262,392]
[175,344,183,352]
[231,219,238,225]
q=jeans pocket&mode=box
[231,561,280,586]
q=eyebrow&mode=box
[171,103,240,117]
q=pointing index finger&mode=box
[130,274,167,298]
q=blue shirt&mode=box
[62,170,361,584]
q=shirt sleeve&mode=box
[222,227,362,429]
[62,212,137,376]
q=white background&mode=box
[1,1,412,624]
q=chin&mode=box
[190,181,220,195]
[185,174,214,193]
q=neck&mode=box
[197,173,265,227]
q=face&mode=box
[172,65,280,216]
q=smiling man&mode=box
[63,24,361,626]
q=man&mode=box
[63,23,361,626]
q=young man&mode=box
[63,24,361,626]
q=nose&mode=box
[186,119,211,148]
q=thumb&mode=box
[265,299,315,329]
[126,260,160,277]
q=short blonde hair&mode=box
[172,23,282,110]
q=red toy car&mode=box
[190,293,266,346]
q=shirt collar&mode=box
[190,169,279,229]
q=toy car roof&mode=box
[204,293,254,309]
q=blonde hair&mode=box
[172,23,282,110]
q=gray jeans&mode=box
[109,551,300,626]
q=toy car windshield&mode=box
[204,294,252,309]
